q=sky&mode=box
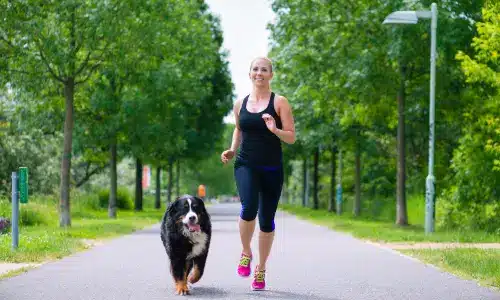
[204,0,276,123]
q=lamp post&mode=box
[383,3,437,234]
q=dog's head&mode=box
[167,194,208,233]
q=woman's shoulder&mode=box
[234,96,247,108]
[273,93,290,108]
[233,95,248,115]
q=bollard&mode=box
[12,172,19,250]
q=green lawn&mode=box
[0,209,163,263]
[278,203,499,243]
[403,248,500,288]
[0,193,164,263]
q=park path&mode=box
[0,203,498,300]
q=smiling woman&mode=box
[220,56,296,291]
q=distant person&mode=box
[197,184,206,201]
[220,57,295,290]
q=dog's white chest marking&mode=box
[187,232,208,259]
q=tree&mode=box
[443,1,500,231]
[1,0,129,226]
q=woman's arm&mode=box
[230,99,243,151]
[273,95,296,144]
[221,99,243,164]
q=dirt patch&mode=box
[81,239,105,248]
[370,242,500,250]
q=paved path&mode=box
[0,203,498,300]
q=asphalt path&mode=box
[0,203,498,300]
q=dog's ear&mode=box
[194,196,206,208]
[194,196,208,216]
[166,201,176,216]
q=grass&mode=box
[402,249,500,289]
[279,203,499,243]
[0,266,37,280]
[279,192,500,243]
[0,192,164,263]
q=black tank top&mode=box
[236,92,283,168]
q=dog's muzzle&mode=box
[183,214,200,232]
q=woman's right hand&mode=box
[221,149,235,164]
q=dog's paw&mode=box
[175,281,190,296]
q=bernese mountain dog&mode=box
[160,194,212,296]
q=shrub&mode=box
[0,199,54,227]
[20,204,55,226]
[98,187,133,210]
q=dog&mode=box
[160,194,212,295]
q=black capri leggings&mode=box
[234,164,284,232]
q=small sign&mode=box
[19,167,28,203]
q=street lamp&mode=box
[383,3,437,234]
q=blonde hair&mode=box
[249,57,273,73]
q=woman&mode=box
[220,57,295,290]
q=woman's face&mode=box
[249,58,273,87]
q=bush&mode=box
[20,203,56,226]
[438,187,500,233]
[71,191,100,211]
[98,187,133,210]
[0,199,55,227]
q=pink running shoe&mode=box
[237,253,252,277]
[251,267,266,290]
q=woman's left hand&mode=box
[262,113,277,134]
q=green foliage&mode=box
[97,187,133,210]
[180,124,237,197]
[0,198,56,227]
[0,193,163,263]
[279,201,499,243]
[0,126,62,196]
[269,0,499,231]
[439,2,500,232]
[1,0,233,224]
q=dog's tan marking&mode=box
[188,265,201,284]
[174,280,189,296]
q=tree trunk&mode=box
[167,159,174,204]
[313,147,319,210]
[396,64,408,226]
[302,157,308,207]
[353,132,361,217]
[336,148,343,215]
[176,160,180,196]
[108,137,117,218]
[135,158,143,211]
[155,166,161,209]
[59,78,75,227]
[329,145,337,212]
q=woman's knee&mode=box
[259,224,275,233]
[240,207,258,221]
[259,218,276,232]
